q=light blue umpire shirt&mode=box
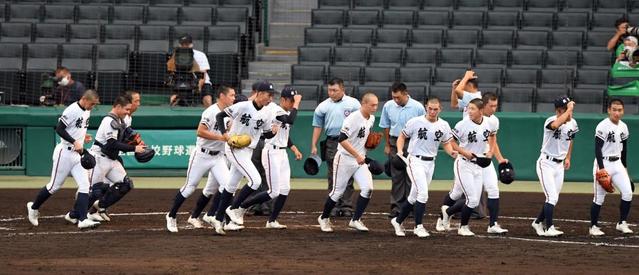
[379,97,425,138]
[312,95,361,137]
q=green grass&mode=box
[0,176,599,193]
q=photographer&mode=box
[608,17,632,52]
[54,67,86,106]
[615,36,638,65]
[167,34,213,107]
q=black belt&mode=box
[200,148,220,156]
[414,155,434,161]
[271,145,287,150]
[461,157,477,164]
[545,155,563,163]
[326,136,339,141]
[604,156,620,161]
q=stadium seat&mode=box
[457,0,490,10]
[581,50,612,69]
[341,28,374,47]
[43,5,75,24]
[504,68,539,87]
[440,48,473,68]
[291,64,325,85]
[451,11,484,30]
[26,44,59,71]
[215,7,249,33]
[138,25,171,52]
[545,50,579,68]
[492,0,525,11]
[96,44,129,72]
[540,68,574,88]
[104,25,137,51]
[399,67,432,87]
[329,65,363,85]
[428,86,453,110]
[416,11,449,30]
[363,66,397,86]
[486,11,520,31]
[305,27,339,47]
[347,10,380,29]
[69,24,101,44]
[551,31,584,51]
[152,0,185,6]
[575,69,608,89]
[526,0,559,12]
[407,86,427,103]
[572,88,604,113]
[562,0,594,12]
[356,85,391,102]
[422,0,454,11]
[146,6,179,25]
[0,43,24,71]
[318,0,351,10]
[180,7,213,26]
[376,28,409,48]
[113,5,144,25]
[188,0,218,6]
[0,22,33,43]
[61,44,94,72]
[521,12,555,31]
[388,0,422,10]
[8,4,42,23]
[481,30,514,49]
[446,29,479,48]
[410,29,443,48]
[591,13,622,32]
[172,26,205,52]
[290,84,320,110]
[120,0,150,4]
[535,87,571,112]
[353,0,384,10]
[511,49,544,69]
[369,47,403,67]
[556,12,590,31]
[500,87,535,112]
[595,0,627,13]
[207,25,240,54]
[298,46,332,67]
[34,23,68,43]
[473,68,503,88]
[474,49,508,68]
[585,31,610,50]
[77,5,110,24]
[312,9,345,28]
[382,10,414,29]
[515,30,549,50]
[404,47,437,68]
[433,67,466,87]
[334,46,368,66]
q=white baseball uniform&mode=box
[262,105,293,199]
[46,102,91,194]
[449,116,496,208]
[178,103,230,199]
[223,101,273,192]
[458,91,481,118]
[482,114,500,199]
[402,116,453,204]
[592,118,632,204]
[89,115,128,186]
[536,115,579,205]
[329,110,375,202]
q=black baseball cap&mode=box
[256,81,276,93]
[179,34,193,44]
[554,96,571,108]
[280,86,298,99]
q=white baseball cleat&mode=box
[265,220,287,229]
[202,214,216,226]
[187,217,205,229]
[64,212,78,225]
[487,222,509,234]
[457,225,475,236]
[77,218,100,229]
[390,217,405,237]
[224,221,244,231]
[93,201,111,222]
[589,225,605,236]
[225,207,246,225]
[544,225,564,237]
[88,212,105,222]
[348,219,369,232]
[441,205,451,230]
[414,224,430,238]
[616,221,633,234]
[435,218,447,232]
[26,202,39,226]
[531,221,545,236]
[212,219,226,235]
[166,213,178,233]
[317,215,333,232]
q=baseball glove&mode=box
[228,134,252,148]
[365,131,382,149]
[127,133,144,146]
[596,169,614,193]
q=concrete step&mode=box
[271,0,316,10]
[271,9,311,23]
[248,61,293,72]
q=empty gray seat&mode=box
[388,0,422,10]
[475,49,508,68]
[581,50,612,69]
[26,43,59,70]
[440,48,473,68]
[446,29,479,48]
[215,7,249,33]
[451,11,484,30]
[575,69,608,89]
[35,23,68,43]
[208,25,240,54]
[318,0,351,10]
[486,11,520,30]
[0,43,25,70]
[457,0,490,10]
[596,0,627,13]
[404,48,437,67]
[562,0,594,12]
[585,31,610,50]
[96,44,129,71]
[369,47,403,67]
[416,11,449,30]
[180,7,213,26]
[312,9,345,28]
[521,12,555,31]
[363,66,397,86]
[540,68,574,88]
[334,46,368,66]
[410,29,443,48]
[0,43,23,101]
[9,4,42,23]
[152,0,185,6]
[104,25,137,51]
[481,30,514,49]
[535,88,571,112]
[407,85,428,103]
[526,0,559,12]
[188,0,219,6]
[500,87,534,112]
[0,22,33,43]
[382,10,414,29]
[61,44,94,72]
[353,0,384,10]
[290,84,320,110]
[492,0,525,11]
[173,26,206,51]
[69,24,101,44]
[504,68,539,87]
[556,12,589,31]
[291,64,325,85]
[511,49,544,68]
[341,28,374,47]
[113,5,144,25]
[551,31,583,50]
[298,46,331,67]
[146,6,179,25]
[304,27,338,46]
[77,5,110,24]
[473,68,503,87]
[516,30,549,50]
[138,25,170,52]
[329,65,363,85]
[399,67,432,86]
[422,0,454,11]
[434,67,466,87]
[572,88,604,113]
[591,13,622,32]
[356,85,391,102]
[545,50,579,68]
[120,0,150,4]
[43,5,75,24]
[376,28,408,48]
[347,10,380,28]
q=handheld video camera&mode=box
[39,72,58,106]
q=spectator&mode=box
[615,36,638,65]
[55,67,86,106]
[607,17,631,52]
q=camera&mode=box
[626,26,639,37]
[39,72,58,106]
[168,47,197,92]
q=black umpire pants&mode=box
[389,136,410,216]
[249,138,272,213]
[325,137,354,212]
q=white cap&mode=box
[625,36,638,45]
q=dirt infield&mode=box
[1,189,637,274]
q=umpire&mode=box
[379,82,425,218]
[311,78,361,217]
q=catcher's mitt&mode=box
[228,134,252,148]
[365,131,382,149]
[127,133,144,146]
[596,169,614,193]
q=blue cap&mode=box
[280,86,298,99]
[255,81,276,93]
[554,96,571,108]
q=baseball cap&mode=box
[178,34,193,45]
[255,81,276,93]
[251,81,261,91]
[280,86,298,99]
[625,36,638,45]
[554,96,571,108]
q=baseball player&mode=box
[451,69,481,117]
[211,82,277,235]
[436,98,496,236]
[389,97,457,238]
[379,82,425,218]
[317,92,378,233]
[531,96,578,237]
[589,98,633,236]
[26,90,100,229]
[224,86,303,229]
[165,86,236,232]
[311,78,361,217]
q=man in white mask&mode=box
[55,66,87,106]
[616,36,638,65]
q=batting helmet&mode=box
[303,154,322,175]
[498,161,515,184]
[135,148,156,163]
[365,157,384,175]
[80,149,96,169]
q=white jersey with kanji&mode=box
[595,118,629,157]
[401,116,453,158]
[540,115,579,159]
[459,91,481,118]
[265,104,291,148]
[484,114,500,153]
[197,103,229,151]
[224,101,272,149]
[90,115,122,152]
[59,102,90,145]
[452,116,495,156]
[337,111,375,158]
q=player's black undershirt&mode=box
[55,120,76,144]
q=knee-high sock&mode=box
[461,205,473,226]
[590,203,601,226]
[447,199,465,216]
[168,192,186,218]
[230,185,254,209]
[534,205,545,224]
[206,191,221,217]
[352,195,370,221]
[31,187,52,209]
[215,190,234,222]
[240,191,271,209]
[440,194,456,218]
[487,198,499,227]
[190,193,211,219]
[320,197,337,219]
[269,195,288,222]
[543,203,555,228]
[73,192,89,221]
[620,199,632,223]
[395,201,413,224]
[413,202,426,226]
